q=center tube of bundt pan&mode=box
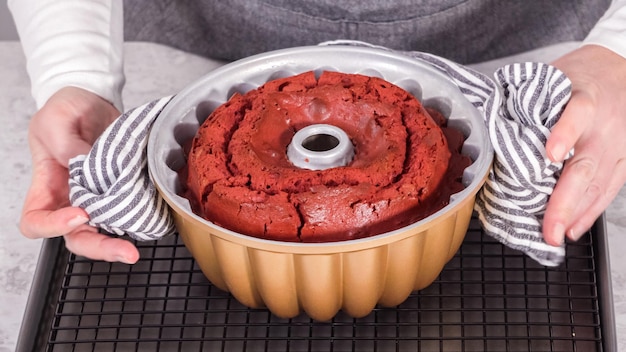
[287,124,354,170]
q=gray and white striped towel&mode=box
[68,96,177,240]
[476,63,572,266]
[68,45,571,266]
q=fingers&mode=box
[543,89,625,245]
[64,228,140,264]
[21,193,141,265]
[543,93,593,245]
[543,153,605,246]
[545,92,593,163]
[542,161,592,246]
[21,141,81,235]
[566,158,626,240]
[21,157,140,264]
[21,194,141,264]
[20,206,88,239]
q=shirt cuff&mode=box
[582,0,626,59]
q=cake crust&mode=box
[184,71,470,242]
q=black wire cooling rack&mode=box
[17,216,617,352]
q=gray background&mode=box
[1,2,19,40]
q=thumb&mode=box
[55,138,93,167]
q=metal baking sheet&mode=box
[16,215,616,352]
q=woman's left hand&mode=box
[543,44,626,246]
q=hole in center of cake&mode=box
[287,124,355,171]
[302,133,339,152]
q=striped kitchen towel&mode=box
[337,41,572,266]
[67,45,571,266]
[402,52,571,266]
[475,63,572,266]
[68,96,177,240]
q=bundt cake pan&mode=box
[147,45,493,321]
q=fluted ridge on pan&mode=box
[170,190,480,321]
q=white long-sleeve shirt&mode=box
[8,0,626,111]
[8,0,125,110]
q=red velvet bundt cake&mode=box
[183,71,470,242]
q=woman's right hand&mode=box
[20,86,140,264]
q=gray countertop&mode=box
[1,41,624,352]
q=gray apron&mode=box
[124,0,610,64]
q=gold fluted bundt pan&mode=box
[162,185,479,321]
[148,45,493,321]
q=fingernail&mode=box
[549,143,566,162]
[551,223,565,246]
[115,255,134,265]
[567,227,585,242]
[67,215,89,228]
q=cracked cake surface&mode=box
[183,71,470,242]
